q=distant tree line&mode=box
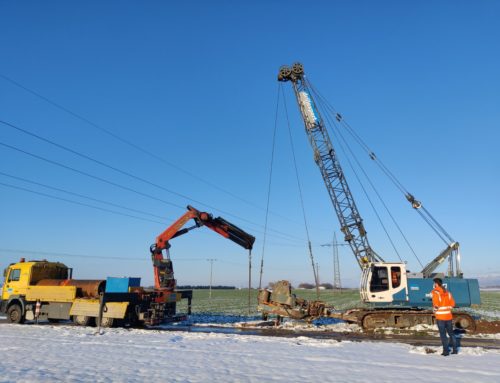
[265,282,336,290]
[297,283,335,290]
[177,285,236,290]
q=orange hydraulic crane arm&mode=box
[150,205,255,289]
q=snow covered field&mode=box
[1,324,499,383]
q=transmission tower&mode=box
[333,233,342,292]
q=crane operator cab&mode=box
[360,262,408,304]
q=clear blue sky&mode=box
[1,1,499,288]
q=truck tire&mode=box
[100,317,114,328]
[7,304,25,324]
[73,315,94,326]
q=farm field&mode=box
[177,288,500,321]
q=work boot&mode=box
[441,352,449,356]
[451,350,458,355]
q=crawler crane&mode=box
[258,63,480,330]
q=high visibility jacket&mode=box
[432,285,455,321]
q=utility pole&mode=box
[248,250,252,315]
[207,258,217,299]
[315,262,320,287]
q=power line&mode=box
[0,73,294,222]
[0,146,304,245]
[0,181,167,225]
[0,248,146,261]
[0,140,184,209]
[0,248,245,265]
[0,170,168,220]
[0,172,303,246]
[0,121,306,243]
[0,119,238,214]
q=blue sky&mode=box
[1,1,499,288]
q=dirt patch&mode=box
[474,320,500,334]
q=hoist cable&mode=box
[421,206,455,243]
[281,86,320,298]
[258,83,280,289]
[416,209,450,245]
[308,83,409,196]
[313,92,424,267]
[308,82,455,249]
[311,86,423,267]
[317,101,404,263]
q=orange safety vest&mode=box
[432,285,455,321]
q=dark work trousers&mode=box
[437,319,457,354]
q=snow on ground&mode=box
[1,324,500,383]
[176,314,362,333]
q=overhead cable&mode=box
[0,73,297,224]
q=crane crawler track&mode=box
[342,309,476,332]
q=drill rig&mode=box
[258,63,480,330]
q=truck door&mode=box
[2,267,27,300]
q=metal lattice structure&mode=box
[333,233,342,290]
[279,62,383,269]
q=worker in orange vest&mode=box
[432,278,458,356]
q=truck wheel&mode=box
[7,304,25,324]
[73,315,93,326]
[100,317,114,328]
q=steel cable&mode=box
[258,83,280,289]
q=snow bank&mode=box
[1,323,499,382]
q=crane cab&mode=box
[360,262,408,305]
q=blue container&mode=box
[105,277,141,293]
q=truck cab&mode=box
[2,260,30,301]
[1,259,71,322]
[2,259,69,300]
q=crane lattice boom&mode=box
[278,63,383,269]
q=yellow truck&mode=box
[1,258,192,327]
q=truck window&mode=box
[8,269,21,282]
[370,266,389,292]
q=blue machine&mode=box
[406,277,480,307]
[388,277,481,307]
